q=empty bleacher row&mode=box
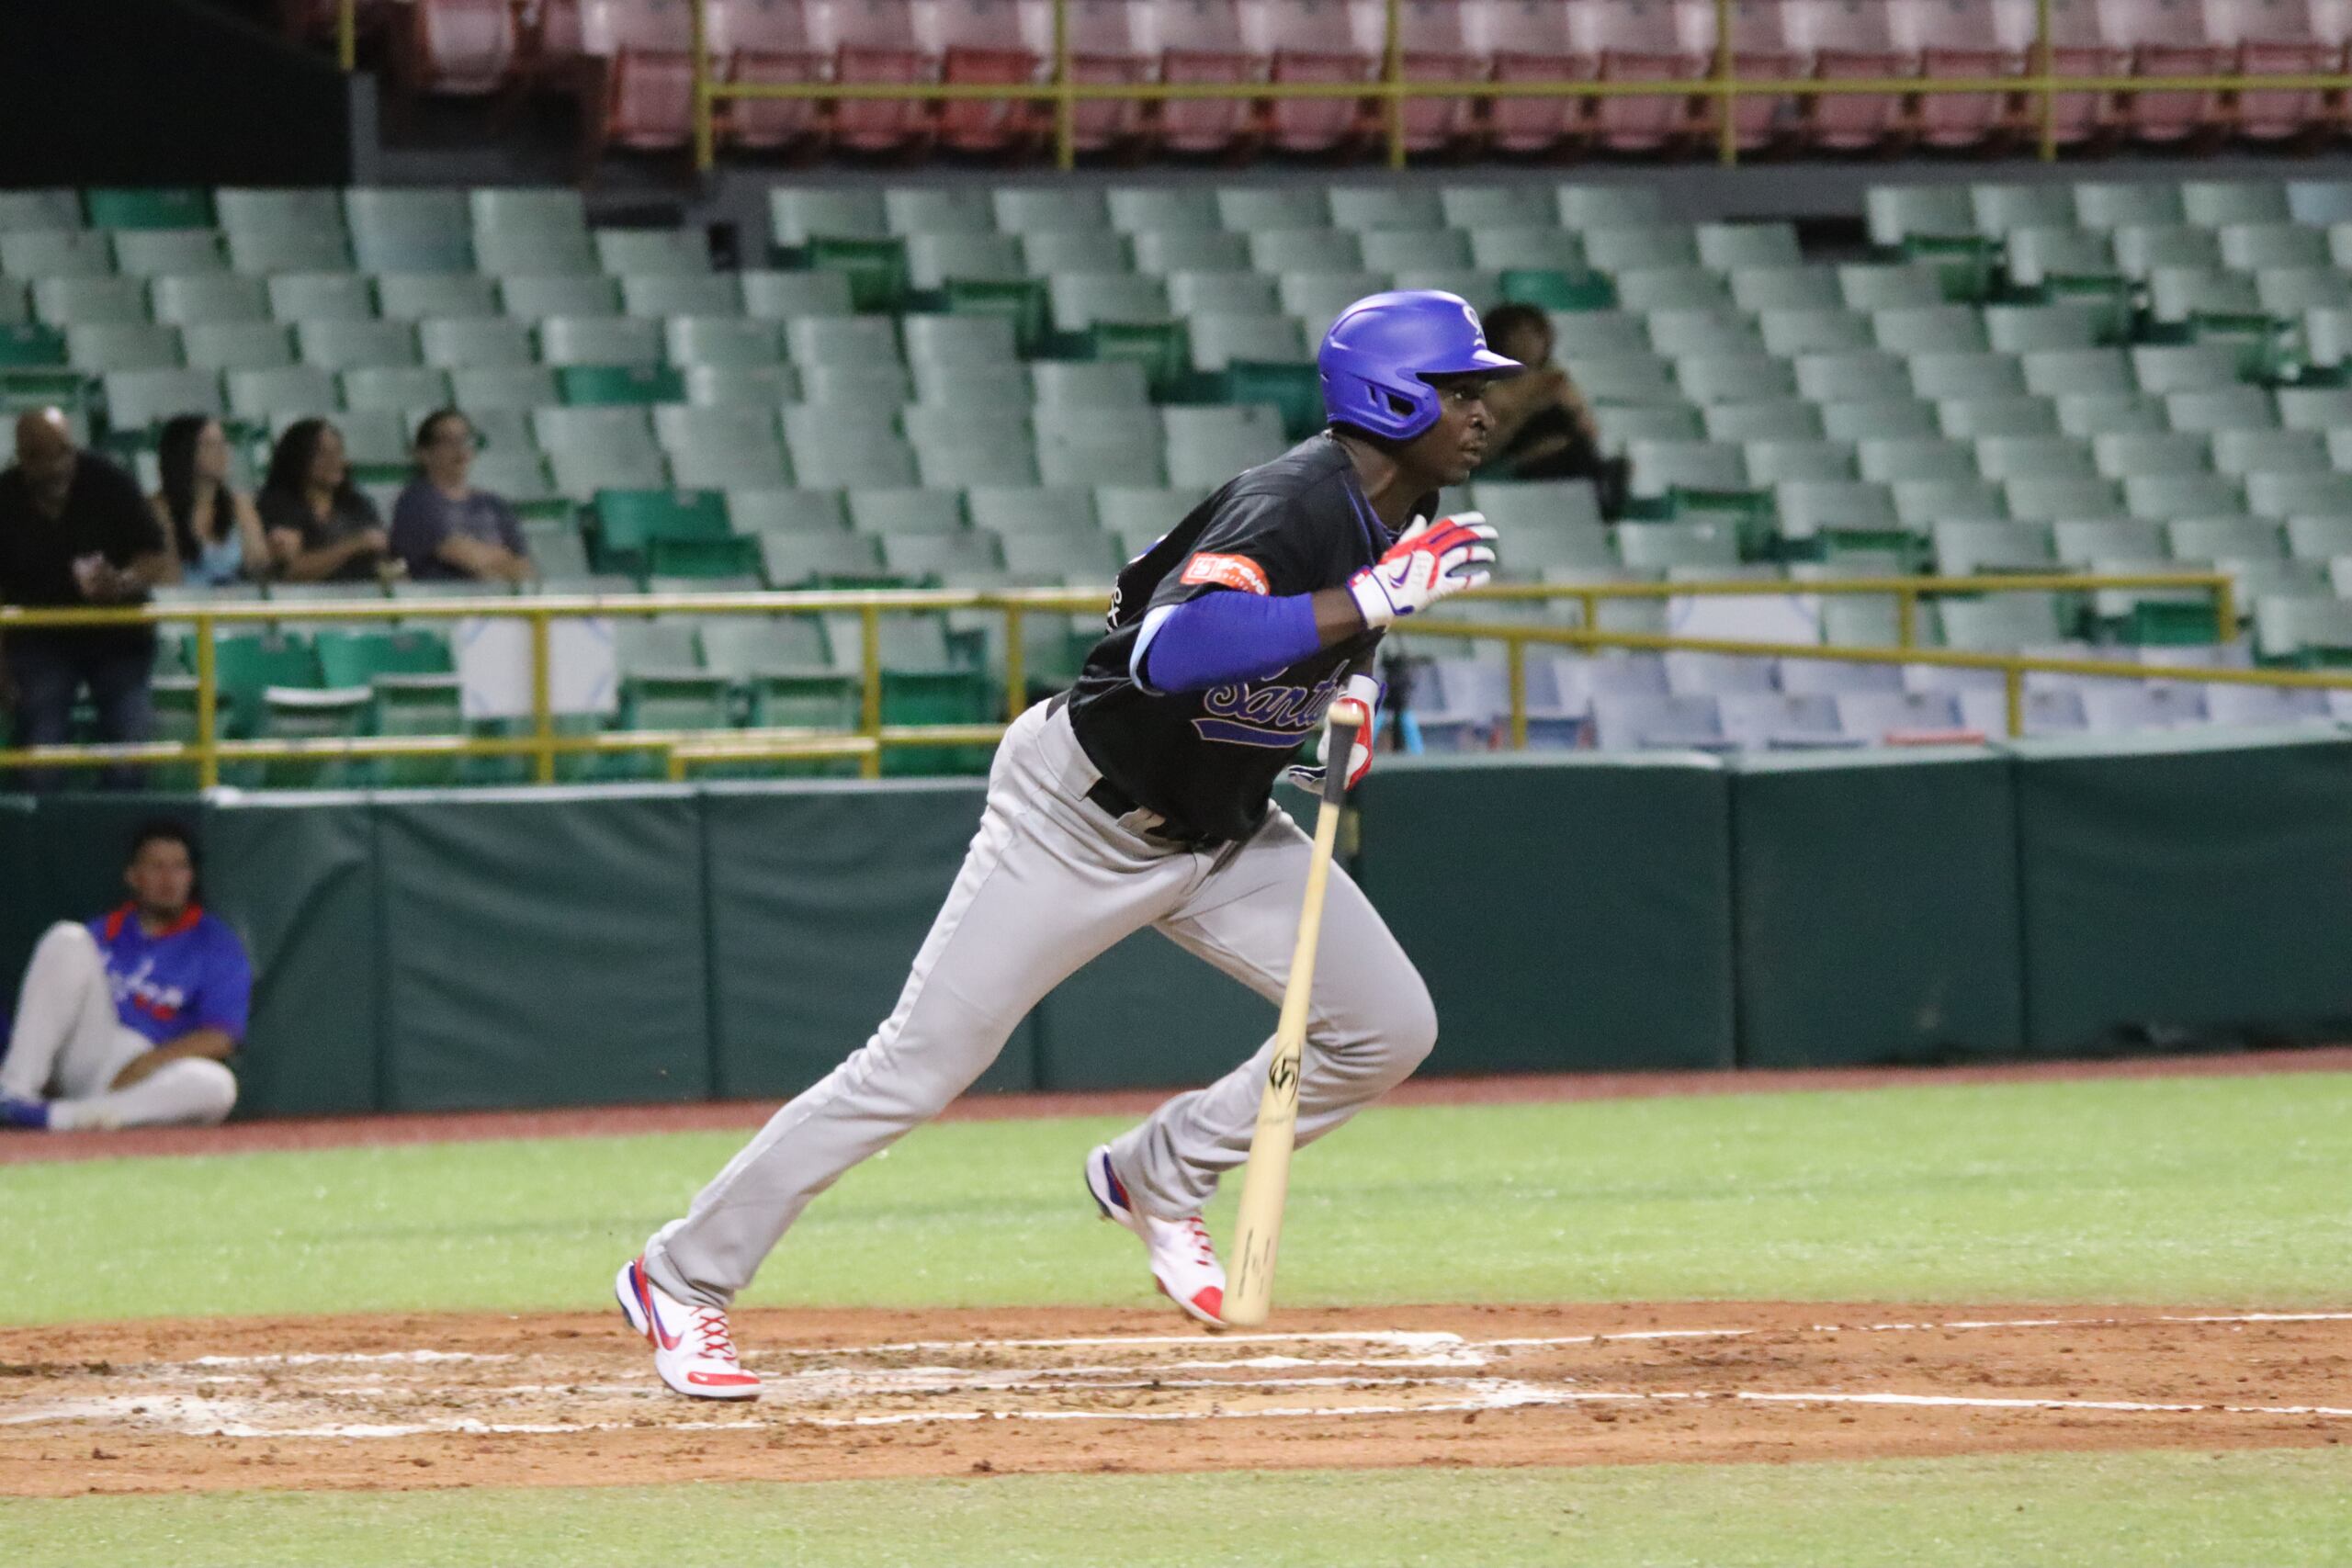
[312,0,2352,162]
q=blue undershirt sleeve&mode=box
[1132,590,1325,694]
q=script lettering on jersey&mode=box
[1193,669,1346,749]
[108,956,187,1027]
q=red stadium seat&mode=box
[400,0,521,96]
[1036,0,1151,152]
[929,0,1046,152]
[1892,0,2016,150]
[1788,0,1912,150]
[1246,0,1375,152]
[2107,0,2229,143]
[709,0,825,150]
[1349,0,1482,153]
[1146,0,1259,154]
[1577,0,1702,153]
[528,0,592,75]
[1996,0,2120,147]
[2211,0,2343,141]
[1681,0,1801,153]
[581,0,698,151]
[814,0,933,152]
[1476,0,1591,155]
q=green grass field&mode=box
[5,1069,2351,1564]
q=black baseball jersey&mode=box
[1065,434,1430,845]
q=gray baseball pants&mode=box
[642,697,1436,1309]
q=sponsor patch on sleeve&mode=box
[1179,553,1272,595]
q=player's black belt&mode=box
[1047,693,1225,852]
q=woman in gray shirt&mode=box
[389,410,534,585]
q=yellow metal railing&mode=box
[0,570,2322,784]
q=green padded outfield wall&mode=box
[1351,753,1739,1074]
[703,781,1037,1100]
[372,791,714,1110]
[202,795,382,1117]
[2011,729,2352,1053]
[1729,748,2025,1067]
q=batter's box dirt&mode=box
[3,1303,2348,1496]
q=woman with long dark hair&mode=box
[150,415,271,585]
[256,417,395,583]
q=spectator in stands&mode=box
[153,414,272,587]
[0,408,171,792]
[1476,302,1631,518]
[258,417,398,584]
[0,818,246,1133]
[390,410,534,585]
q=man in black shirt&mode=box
[618,291,1512,1400]
[0,410,171,791]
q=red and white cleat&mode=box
[614,1255,763,1401]
[1084,1144,1226,1328]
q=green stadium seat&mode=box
[878,531,1004,582]
[1360,231,1465,275]
[2072,181,2181,230]
[660,316,781,369]
[1977,435,2098,483]
[84,186,213,231]
[2052,517,2164,564]
[448,365,559,410]
[2247,471,2352,518]
[0,230,115,278]
[473,226,595,276]
[2179,178,2288,228]
[1742,438,1853,485]
[916,439,1040,490]
[372,273,499,323]
[1327,186,1443,232]
[1774,479,1897,538]
[1127,230,1249,277]
[2165,387,2278,433]
[1863,186,1972,246]
[1217,186,1331,231]
[594,487,729,570]
[104,367,222,433]
[1021,230,1135,276]
[2254,268,2350,315]
[1756,308,1871,357]
[180,322,293,373]
[906,231,1024,288]
[414,318,535,373]
[2121,470,2242,519]
[2211,429,2328,477]
[738,268,854,321]
[843,486,965,537]
[1464,226,1580,275]
[548,446,668,498]
[554,364,684,405]
[965,485,1095,536]
[67,322,181,371]
[224,364,336,420]
[498,275,621,320]
[783,410,918,490]
[264,272,373,326]
[995,186,1111,234]
[1907,351,2026,401]
[0,322,67,367]
[883,187,996,238]
[770,187,888,245]
[1837,264,1945,311]
[1891,477,2006,526]
[2005,474,2123,520]
[469,186,588,234]
[1935,591,2065,649]
[1437,186,1553,230]
[293,319,415,371]
[1616,519,1739,570]
[1860,436,1979,485]
[996,526,1121,581]
[758,529,888,586]
[2169,516,2285,559]
[1609,266,1728,313]
[2052,392,2165,438]
[1939,396,2059,439]
[1933,519,2056,575]
[1624,438,1745,498]
[2088,431,2210,479]
[345,188,472,273]
[149,274,267,327]
[109,230,225,278]
[1966,183,2073,236]
[1096,488,1205,558]
[520,519,593,579]
[0,190,84,232]
[2288,516,2352,558]
[910,361,1030,408]
[1111,187,1223,237]
[620,274,742,319]
[1702,400,1818,442]
[801,363,912,407]
[341,366,451,412]
[2003,228,2113,288]
[30,276,148,326]
[536,315,660,367]
[727,487,846,535]
[594,229,709,276]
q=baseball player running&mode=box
[618,290,1516,1399]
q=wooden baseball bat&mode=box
[1223,695,1372,1330]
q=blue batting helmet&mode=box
[1317,290,1521,441]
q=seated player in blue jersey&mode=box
[0,819,250,1132]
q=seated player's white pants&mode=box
[0,922,238,1131]
[645,698,1436,1308]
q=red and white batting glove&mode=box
[1344,512,1498,630]
[1283,673,1382,793]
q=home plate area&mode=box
[4,1303,2348,1495]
